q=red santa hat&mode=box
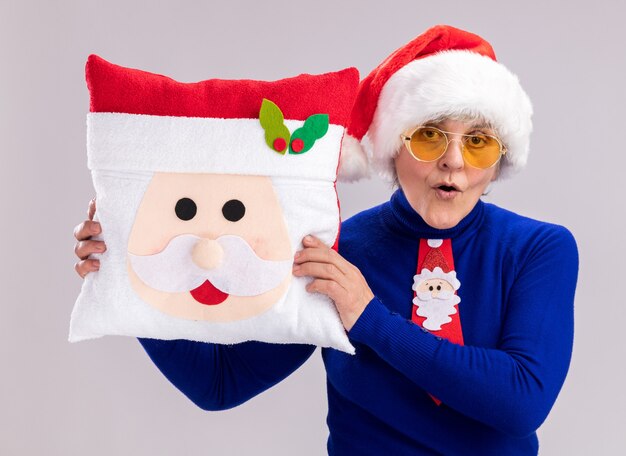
[339,24,533,182]
[414,239,461,289]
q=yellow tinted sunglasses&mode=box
[401,126,507,169]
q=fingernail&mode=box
[294,251,301,258]
[91,222,100,233]
[304,235,313,243]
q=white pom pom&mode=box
[427,239,443,248]
[337,134,369,182]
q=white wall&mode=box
[1,0,622,454]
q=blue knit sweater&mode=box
[139,189,578,455]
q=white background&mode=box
[1,0,623,454]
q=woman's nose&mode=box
[438,139,465,171]
[192,238,224,270]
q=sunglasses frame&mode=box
[400,125,507,169]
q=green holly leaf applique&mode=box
[259,99,291,154]
[289,114,329,154]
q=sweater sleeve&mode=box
[348,227,578,438]
[138,338,316,411]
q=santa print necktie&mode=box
[412,238,464,405]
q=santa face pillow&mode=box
[69,55,359,354]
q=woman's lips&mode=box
[434,187,460,200]
[189,279,229,305]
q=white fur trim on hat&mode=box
[364,50,533,181]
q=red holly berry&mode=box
[290,138,304,153]
[273,137,287,152]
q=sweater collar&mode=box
[382,188,485,239]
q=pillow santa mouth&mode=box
[190,279,229,305]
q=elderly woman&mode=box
[73,25,578,455]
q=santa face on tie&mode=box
[412,267,461,331]
[126,172,293,322]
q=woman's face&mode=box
[394,118,499,229]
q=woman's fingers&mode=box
[74,259,100,278]
[295,236,351,274]
[74,197,102,279]
[296,235,373,331]
[293,260,346,287]
[306,278,345,297]
[73,220,101,242]
[74,239,106,260]
[74,198,99,241]
[88,198,96,220]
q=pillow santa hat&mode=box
[69,55,359,354]
[339,24,533,182]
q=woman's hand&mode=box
[292,235,374,331]
[73,198,106,278]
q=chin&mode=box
[424,212,460,230]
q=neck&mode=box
[382,188,485,239]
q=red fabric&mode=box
[346,24,496,140]
[421,248,450,273]
[86,55,359,126]
[413,238,465,405]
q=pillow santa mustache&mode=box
[128,233,292,300]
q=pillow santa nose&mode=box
[192,238,224,270]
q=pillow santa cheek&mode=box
[125,172,293,322]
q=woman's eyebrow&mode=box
[468,123,493,131]
[422,120,441,127]
[422,121,493,130]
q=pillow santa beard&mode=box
[69,55,359,354]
